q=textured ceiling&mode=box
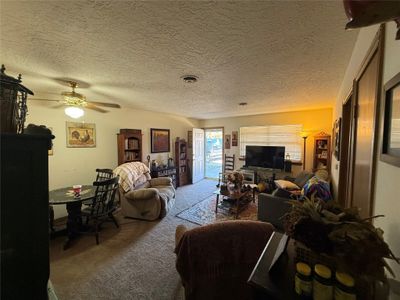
[0,1,358,119]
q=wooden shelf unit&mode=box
[175,138,189,187]
[151,166,177,189]
[117,129,142,165]
[313,132,331,172]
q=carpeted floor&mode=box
[50,179,217,300]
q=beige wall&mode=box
[331,23,400,278]
[200,108,333,175]
[27,103,198,218]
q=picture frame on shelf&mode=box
[66,122,96,148]
[333,118,341,160]
[151,128,170,153]
[381,72,400,167]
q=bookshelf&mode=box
[175,138,189,187]
[313,132,331,172]
[117,129,142,165]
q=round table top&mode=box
[49,185,96,205]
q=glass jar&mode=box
[334,272,356,300]
[313,264,333,300]
[295,262,312,298]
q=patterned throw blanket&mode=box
[113,162,151,192]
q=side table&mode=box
[248,232,301,299]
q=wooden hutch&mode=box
[175,138,189,187]
[313,132,331,172]
[117,129,142,165]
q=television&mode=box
[245,146,285,170]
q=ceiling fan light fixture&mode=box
[65,106,84,119]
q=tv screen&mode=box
[245,146,285,170]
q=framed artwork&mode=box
[188,131,193,148]
[225,134,231,149]
[232,131,238,147]
[333,118,341,160]
[66,122,96,148]
[151,128,170,153]
[381,72,400,167]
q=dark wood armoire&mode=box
[1,134,51,299]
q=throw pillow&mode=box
[274,180,300,191]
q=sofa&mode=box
[113,162,175,221]
[258,171,331,231]
[175,220,275,300]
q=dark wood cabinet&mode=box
[151,167,177,189]
[313,132,331,172]
[1,134,51,299]
[175,138,189,187]
[117,129,142,165]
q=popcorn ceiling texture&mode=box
[0,1,358,119]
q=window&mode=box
[239,125,303,161]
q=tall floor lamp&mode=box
[301,132,309,171]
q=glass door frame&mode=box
[203,127,224,179]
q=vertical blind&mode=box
[239,125,303,161]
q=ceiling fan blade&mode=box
[29,98,63,103]
[87,101,121,108]
[86,103,109,113]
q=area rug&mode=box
[176,194,258,225]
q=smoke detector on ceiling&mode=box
[182,75,198,83]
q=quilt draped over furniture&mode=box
[114,162,175,220]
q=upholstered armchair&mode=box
[114,162,175,221]
[175,220,275,300]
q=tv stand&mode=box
[240,166,291,184]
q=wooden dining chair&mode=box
[95,168,114,182]
[81,176,119,245]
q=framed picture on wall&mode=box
[333,118,341,160]
[232,131,238,147]
[225,134,231,149]
[381,72,400,167]
[66,122,96,148]
[151,128,170,153]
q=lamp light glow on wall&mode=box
[65,106,84,119]
[301,131,309,171]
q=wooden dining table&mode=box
[49,185,96,250]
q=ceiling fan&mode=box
[30,81,121,118]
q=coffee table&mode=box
[214,188,254,219]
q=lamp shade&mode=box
[65,106,84,119]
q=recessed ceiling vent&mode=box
[182,75,198,83]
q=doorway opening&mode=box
[205,128,223,179]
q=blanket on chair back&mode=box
[113,162,151,192]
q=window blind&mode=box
[239,125,303,161]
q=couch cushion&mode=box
[272,188,293,199]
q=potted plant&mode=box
[283,197,399,299]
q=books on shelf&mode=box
[125,138,139,150]
[124,151,139,161]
